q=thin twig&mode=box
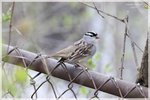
[2,91,14,98]
[7,2,15,53]
[126,33,144,53]
[82,2,143,53]
[120,17,128,80]
[142,0,150,8]
[131,42,139,68]
[92,2,104,18]
[81,2,124,23]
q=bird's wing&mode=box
[51,42,76,58]
[69,42,93,60]
[51,39,93,60]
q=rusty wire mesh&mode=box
[2,45,148,99]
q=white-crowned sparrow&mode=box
[52,31,99,66]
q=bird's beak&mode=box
[96,36,99,39]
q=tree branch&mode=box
[2,44,148,98]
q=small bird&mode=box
[52,31,99,67]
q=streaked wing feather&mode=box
[52,45,76,58]
[69,43,93,60]
[51,39,93,63]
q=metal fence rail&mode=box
[2,44,148,98]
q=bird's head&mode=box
[83,31,99,44]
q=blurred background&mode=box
[2,2,148,98]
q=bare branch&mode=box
[120,17,128,80]
[92,2,104,18]
[81,3,124,23]
[82,2,144,53]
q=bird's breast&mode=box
[90,45,96,56]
